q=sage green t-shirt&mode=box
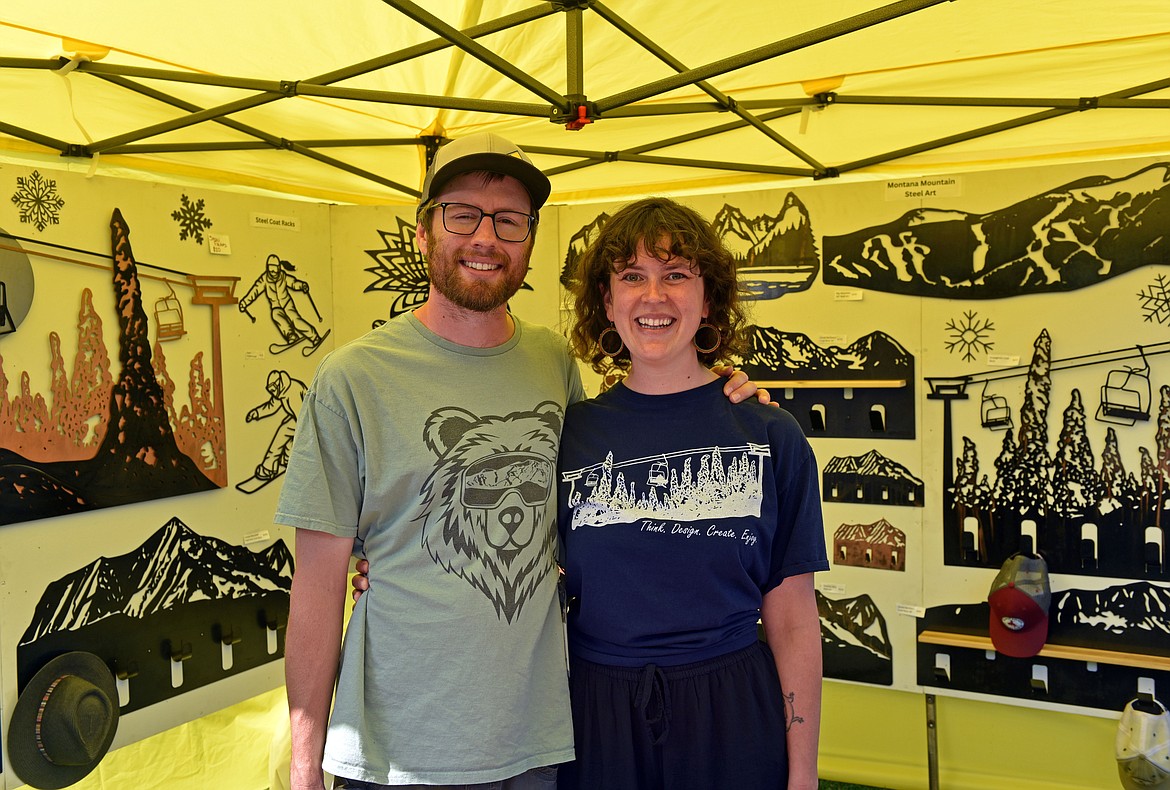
[276,312,583,785]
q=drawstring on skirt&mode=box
[634,663,672,746]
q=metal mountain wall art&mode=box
[824,162,1170,298]
[0,210,223,525]
[736,327,915,439]
[738,327,913,380]
[818,589,892,686]
[711,194,819,300]
[823,450,925,507]
[17,517,293,713]
[917,580,1170,710]
[834,518,907,571]
[559,194,818,301]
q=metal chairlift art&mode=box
[979,381,1013,431]
[1096,346,1152,426]
[0,280,16,335]
[153,282,186,341]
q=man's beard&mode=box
[427,249,528,312]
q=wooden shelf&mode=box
[919,629,1170,671]
[759,379,907,389]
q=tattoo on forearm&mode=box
[784,691,805,732]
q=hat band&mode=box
[34,673,114,766]
[34,675,66,760]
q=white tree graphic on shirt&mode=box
[562,444,769,529]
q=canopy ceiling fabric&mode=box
[0,0,1168,205]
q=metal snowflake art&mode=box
[1138,274,1170,325]
[944,310,994,362]
[11,170,65,232]
[171,194,213,244]
[364,218,431,317]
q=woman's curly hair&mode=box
[567,196,748,374]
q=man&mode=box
[279,132,761,789]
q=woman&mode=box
[557,196,826,790]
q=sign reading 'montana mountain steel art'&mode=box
[0,210,225,526]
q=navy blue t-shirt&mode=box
[557,378,828,667]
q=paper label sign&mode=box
[885,175,963,201]
[207,233,231,255]
[896,603,926,618]
[251,213,301,231]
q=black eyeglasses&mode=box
[437,202,535,243]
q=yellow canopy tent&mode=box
[0,0,1167,206]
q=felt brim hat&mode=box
[419,132,551,212]
[1117,698,1170,790]
[988,552,1051,658]
[7,651,120,789]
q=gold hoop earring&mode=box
[599,325,625,357]
[693,322,721,354]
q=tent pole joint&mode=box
[61,143,91,159]
[420,135,446,171]
[553,98,597,130]
[1078,96,1099,111]
[549,0,594,10]
[814,167,840,180]
[280,80,300,97]
[815,92,838,108]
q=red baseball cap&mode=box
[988,552,1051,658]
